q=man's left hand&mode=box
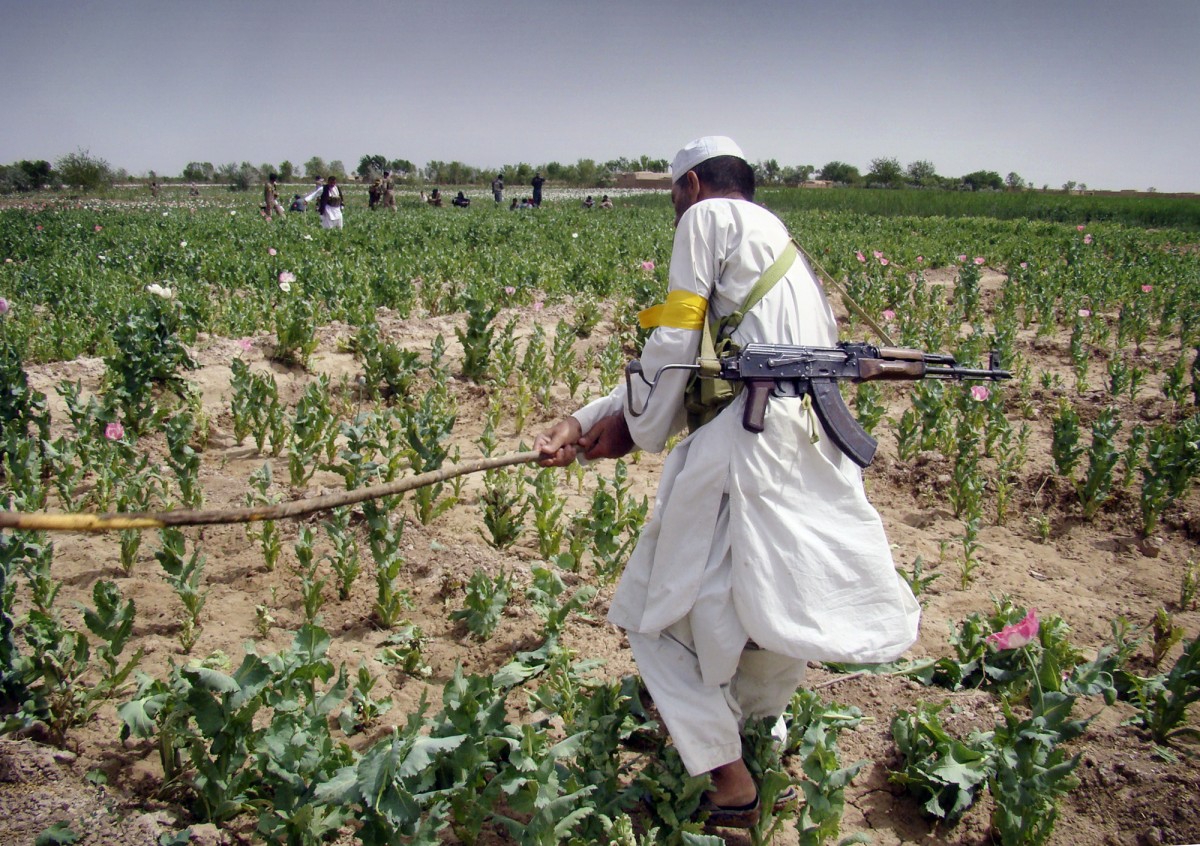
[578,413,635,461]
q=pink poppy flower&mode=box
[1076,225,1085,231]
[1083,234,1093,245]
[970,385,990,402]
[957,254,967,263]
[855,251,866,263]
[1078,308,1091,318]
[268,247,278,256]
[641,261,655,272]
[986,609,1039,650]
[237,337,253,352]
[36,225,43,231]
[916,256,924,264]
[503,286,516,295]
[94,225,103,232]
[533,300,544,311]
[881,309,895,322]
[278,271,296,285]
[1141,285,1153,293]
[0,298,9,315]
[873,250,883,260]
[1020,262,1028,269]
[974,257,985,265]
[880,258,890,266]
[104,421,125,441]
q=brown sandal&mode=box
[699,794,761,829]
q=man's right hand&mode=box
[534,417,584,467]
[534,413,635,467]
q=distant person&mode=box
[289,193,306,212]
[531,172,545,206]
[188,183,200,197]
[317,175,344,229]
[263,173,285,220]
[149,180,160,199]
[452,191,471,207]
[492,174,504,203]
[381,170,396,210]
[304,177,324,204]
[520,197,535,209]
[368,176,382,210]
[582,195,594,208]
[509,198,519,211]
[599,194,613,209]
[427,188,443,207]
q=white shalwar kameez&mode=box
[320,186,344,230]
[571,197,920,776]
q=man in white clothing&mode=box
[317,175,344,230]
[535,136,919,826]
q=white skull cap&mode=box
[670,136,746,183]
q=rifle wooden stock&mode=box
[857,359,928,380]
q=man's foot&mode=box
[696,784,800,829]
[699,793,760,829]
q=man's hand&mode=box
[578,413,635,461]
[534,417,584,467]
[534,413,635,467]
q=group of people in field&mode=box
[263,169,595,229]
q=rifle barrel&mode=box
[924,365,1011,381]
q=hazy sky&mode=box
[2,0,1196,192]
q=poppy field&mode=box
[0,186,1198,845]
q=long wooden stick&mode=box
[0,450,545,533]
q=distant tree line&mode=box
[0,148,1115,196]
[0,149,131,194]
[798,157,1034,192]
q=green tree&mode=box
[1005,172,1026,190]
[328,160,347,178]
[303,156,327,178]
[181,162,214,182]
[906,159,939,187]
[505,162,533,184]
[867,156,904,187]
[636,154,668,171]
[573,158,602,186]
[962,169,1004,191]
[357,154,388,179]
[782,164,815,186]
[278,160,295,182]
[55,148,114,191]
[819,160,860,184]
[425,160,477,184]
[217,161,259,191]
[388,158,414,175]
[0,160,55,193]
[755,158,783,185]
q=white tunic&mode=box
[320,186,344,229]
[574,198,919,675]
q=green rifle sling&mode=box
[684,240,798,431]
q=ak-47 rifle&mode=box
[625,342,1011,468]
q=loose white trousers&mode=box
[627,496,808,776]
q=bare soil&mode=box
[2,272,1198,845]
